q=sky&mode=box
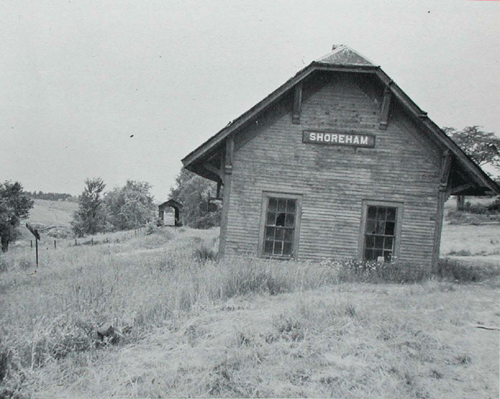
[1,0,499,201]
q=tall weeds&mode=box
[0,227,498,397]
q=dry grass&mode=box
[0,226,498,398]
[441,223,500,257]
[14,199,78,241]
[28,199,78,226]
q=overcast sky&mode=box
[1,0,499,201]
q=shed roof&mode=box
[182,46,499,196]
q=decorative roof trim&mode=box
[374,68,497,192]
[182,63,380,167]
[182,63,319,166]
[182,54,500,195]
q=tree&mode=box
[71,178,107,237]
[444,126,500,209]
[0,181,34,252]
[169,168,221,228]
[444,126,500,170]
[104,180,155,230]
[103,187,126,230]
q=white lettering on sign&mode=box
[302,130,375,148]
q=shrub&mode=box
[0,346,9,383]
[0,256,8,273]
[46,227,72,239]
[213,259,292,300]
[446,210,500,225]
[336,258,430,284]
[436,258,499,282]
[447,198,500,225]
[272,315,305,342]
[194,246,218,262]
[487,197,500,212]
[464,203,489,214]
[447,249,472,256]
[144,221,157,235]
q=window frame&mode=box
[259,192,303,259]
[358,200,403,262]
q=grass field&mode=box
[0,223,499,398]
[15,200,78,242]
[27,199,77,227]
[441,223,500,258]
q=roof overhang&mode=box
[182,61,500,196]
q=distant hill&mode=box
[18,199,78,241]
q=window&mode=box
[360,201,402,262]
[260,193,302,258]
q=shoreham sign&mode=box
[302,130,375,148]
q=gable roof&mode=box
[182,45,499,196]
[158,199,183,210]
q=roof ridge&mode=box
[315,44,346,62]
[315,44,377,66]
[340,45,377,65]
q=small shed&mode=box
[181,45,500,270]
[158,199,183,227]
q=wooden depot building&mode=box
[182,45,500,270]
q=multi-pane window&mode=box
[263,197,297,257]
[364,205,398,261]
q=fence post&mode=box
[31,240,32,248]
[91,238,93,246]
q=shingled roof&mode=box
[316,44,375,66]
[182,46,499,196]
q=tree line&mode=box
[0,170,221,250]
[28,191,77,202]
[71,169,222,237]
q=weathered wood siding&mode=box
[223,73,442,269]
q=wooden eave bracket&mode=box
[450,183,474,195]
[216,180,222,198]
[439,150,453,193]
[379,86,392,130]
[203,162,222,179]
[224,135,234,175]
[292,83,303,124]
